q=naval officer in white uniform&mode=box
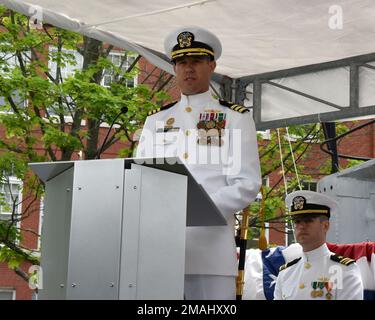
[136,26,261,299]
[274,190,363,300]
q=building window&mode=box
[0,176,22,245]
[37,197,44,251]
[47,48,136,117]
[286,220,295,246]
[102,52,137,88]
[48,47,136,88]
[258,129,271,140]
[301,181,317,191]
[48,47,84,80]
[0,53,28,113]
[0,177,22,217]
[0,289,16,300]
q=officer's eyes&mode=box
[293,218,314,224]
[176,58,206,66]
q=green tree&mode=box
[0,7,171,280]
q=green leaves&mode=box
[0,6,171,272]
[0,245,24,269]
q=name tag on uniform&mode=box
[156,126,180,133]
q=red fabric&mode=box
[327,242,375,261]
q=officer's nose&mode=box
[184,61,195,72]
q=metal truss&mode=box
[219,53,375,130]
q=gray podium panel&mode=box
[39,167,73,299]
[120,164,187,299]
[66,159,125,299]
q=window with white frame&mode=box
[0,176,23,218]
[0,52,28,112]
[0,288,16,300]
[48,47,83,80]
[258,129,271,140]
[102,51,137,88]
[286,217,296,246]
[48,47,136,87]
[301,180,317,192]
[0,176,22,245]
[37,196,44,251]
[46,47,136,117]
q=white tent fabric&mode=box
[1,0,375,127]
[2,0,375,79]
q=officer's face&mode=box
[293,216,330,251]
[173,56,216,95]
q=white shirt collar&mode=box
[302,243,331,262]
[179,90,214,108]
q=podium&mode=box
[29,157,226,300]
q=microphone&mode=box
[95,106,128,159]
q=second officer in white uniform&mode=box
[136,26,261,299]
[274,190,363,300]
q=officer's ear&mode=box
[322,219,330,233]
[209,60,216,72]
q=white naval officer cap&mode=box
[164,26,222,62]
[285,190,338,219]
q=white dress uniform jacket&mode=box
[136,90,261,276]
[274,243,364,300]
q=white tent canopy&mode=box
[2,0,375,129]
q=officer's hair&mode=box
[319,216,329,222]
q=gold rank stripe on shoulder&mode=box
[148,107,161,116]
[218,99,249,113]
[279,257,302,272]
[230,104,249,113]
[330,254,356,266]
[148,101,178,116]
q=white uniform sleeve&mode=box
[209,112,261,219]
[336,263,364,300]
[273,273,283,300]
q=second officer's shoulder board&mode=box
[330,254,356,266]
[279,257,302,272]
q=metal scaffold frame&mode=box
[218,53,375,130]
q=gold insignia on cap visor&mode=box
[293,196,305,210]
[289,195,330,217]
[178,31,193,48]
